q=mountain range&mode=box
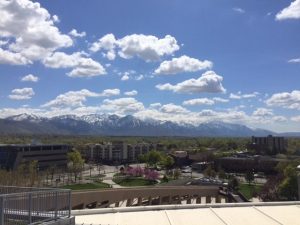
[0,113,299,137]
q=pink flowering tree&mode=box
[145,169,159,181]
[125,166,144,177]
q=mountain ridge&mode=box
[0,113,297,137]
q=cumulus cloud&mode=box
[156,70,226,94]
[0,48,30,65]
[291,115,300,122]
[42,89,120,108]
[154,55,213,75]
[9,87,35,100]
[213,97,229,103]
[233,7,245,14]
[135,74,144,81]
[252,108,273,117]
[90,34,179,62]
[89,33,116,60]
[100,98,144,115]
[69,29,86,38]
[229,92,259,99]
[121,73,130,81]
[21,74,39,82]
[42,52,106,77]
[288,58,300,63]
[183,98,215,106]
[124,90,138,96]
[0,0,72,63]
[276,0,300,20]
[266,90,300,110]
[160,103,189,114]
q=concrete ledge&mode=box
[72,201,300,216]
[41,217,75,225]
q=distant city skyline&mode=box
[0,0,300,132]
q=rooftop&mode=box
[73,201,300,225]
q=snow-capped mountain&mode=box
[0,113,282,137]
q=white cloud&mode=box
[154,55,213,75]
[149,103,162,108]
[213,97,229,103]
[100,98,144,115]
[252,108,273,117]
[135,74,144,81]
[90,33,116,60]
[291,115,300,122]
[0,0,72,63]
[121,73,130,81]
[43,51,106,77]
[276,0,300,20]
[266,90,300,110]
[160,103,189,114]
[229,92,259,99]
[21,74,39,82]
[42,89,120,108]
[288,58,300,63]
[9,87,35,100]
[100,89,120,97]
[156,70,226,94]
[183,98,215,106]
[90,34,179,62]
[124,90,138,96]
[0,48,30,65]
[233,7,245,14]
[69,29,86,38]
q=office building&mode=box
[251,135,287,154]
[84,142,156,163]
[0,144,71,170]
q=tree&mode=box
[245,171,254,185]
[203,165,216,178]
[278,165,298,200]
[218,168,226,180]
[173,168,181,180]
[67,150,84,182]
[228,177,239,192]
[147,151,162,167]
[28,160,38,187]
[162,156,174,170]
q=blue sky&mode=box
[0,0,300,132]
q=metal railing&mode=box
[0,186,71,225]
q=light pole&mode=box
[297,165,300,201]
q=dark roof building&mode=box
[0,144,72,170]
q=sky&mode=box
[0,0,300,132]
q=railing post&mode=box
[0,196,4,225]
[68,190,72,218]
[28,193,32,224]
[54,191,58,220]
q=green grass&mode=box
[113,177,157,187]
[62,182,111,190]
[239,183,263,200]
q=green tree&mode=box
[173,168,181,180]
[245,171,254,185]
[203,165,216,178]
[68,150,84,182]
[162,156,174,170]
[278,165,298,200]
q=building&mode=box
[251,135,287,155]
[84,142,156,163]
[216,155,288,174]
[0,144,71,170]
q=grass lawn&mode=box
[113,177,157,187]
[62,182,111,190]
[239,183,263,200]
